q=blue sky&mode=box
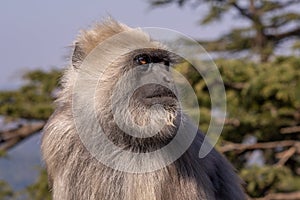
[0,0,237,90]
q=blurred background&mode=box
[0,0,299,199]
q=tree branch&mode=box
[0,121,45,151]
[278,0,300,9]
[219,140,300,153]
[275,146,297,167]
[254,191,300,200]
[268,27,300,42]
[224,118,240,126]
[231,2,254,21]
[280,126,300,134]
[224,82,247,90]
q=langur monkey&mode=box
[41,19,246,200]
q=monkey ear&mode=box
[72,42,85,69]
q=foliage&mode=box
[178,56,300,197]
[149,0,300,62]
[240,166,300,197]
[179,56,300,142]
[0,69,62,120]
[220,57,300,142]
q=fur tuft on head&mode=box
[78,19,129,53]
[72,18,130,68]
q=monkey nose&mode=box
[163,76,171,83]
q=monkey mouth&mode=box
[145,89,176,99]
[142,90,177,105]
[130,84,178,107]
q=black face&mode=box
[128,48,179,108]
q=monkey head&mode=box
[69,20,182,152]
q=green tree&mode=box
[0,69,61,120]
[0,69,61,152]
[0,69,61,199]
[149,0,300,62]
[177,56,300,198]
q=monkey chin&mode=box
[123,98,179,139]
[129,83,178,126]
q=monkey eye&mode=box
[164,60,170,67]
[134,54,151,65]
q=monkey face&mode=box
[71,23,183,144]
[93,47,181,141]
[128,48,179,110]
